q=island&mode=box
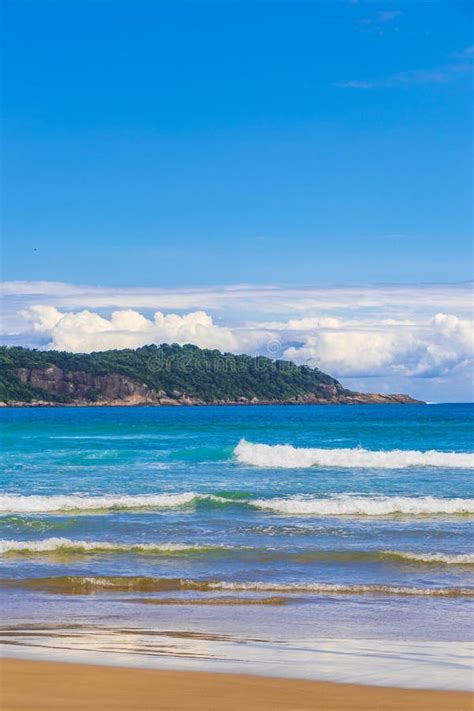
[0,344,423,406]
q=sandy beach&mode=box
[1,658,472,711]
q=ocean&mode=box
[1,404,473,689]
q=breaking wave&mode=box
[1,493,473,516]
[0,492,218,514]
[1,539,472,566]
[2,575,472,597]
[383,551,474,565]
[234,439,474,469]
[252,495,474,516]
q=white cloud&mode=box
[284,330,415,376]
[18,304,474,385]
[285,316,342,330]
[2,280,472,316]
[2,281,473,400]
[413,314,474,377]
[283,313,474,380]
[19,305,63,332]
[20,307,239,353]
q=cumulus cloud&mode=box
[19,305,63,332]
[18,304,474,385]
[283,314,474,379]
[2,281,473,400]
[20,307,239,353]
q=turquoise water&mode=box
[1,404,473,688]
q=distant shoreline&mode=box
[0,344,424,407]
[1,397,425,408]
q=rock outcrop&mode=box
[14,366,161,406]
[8,365,422,406]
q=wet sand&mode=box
[1,658,472,710]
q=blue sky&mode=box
[2,0,472,285]
[1,1,473,400]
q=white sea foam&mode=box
[0,538,229,554]
[7,575,473,597]
[385,551,474,565]
[0,492,201,513]
[252,495,474,516]
[1,492,472,516]
[205,581,474,596]
[234,439,474,469]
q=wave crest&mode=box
[383,551,474,565]
[0,492,211,514]
[1,493,473,516]
[1,539,472,566]
[2,575,472,597]
[234,439,474,469]
[0,538,232,555]
[252,495,474,516]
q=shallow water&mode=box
[1,404,473,688]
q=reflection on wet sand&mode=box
[1,623,473,691]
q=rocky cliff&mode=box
[5,365,421,406]
[14,366,162,406]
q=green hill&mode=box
[0,344,421,406]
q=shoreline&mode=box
[1,398,424,407]
[1,658,472,711]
